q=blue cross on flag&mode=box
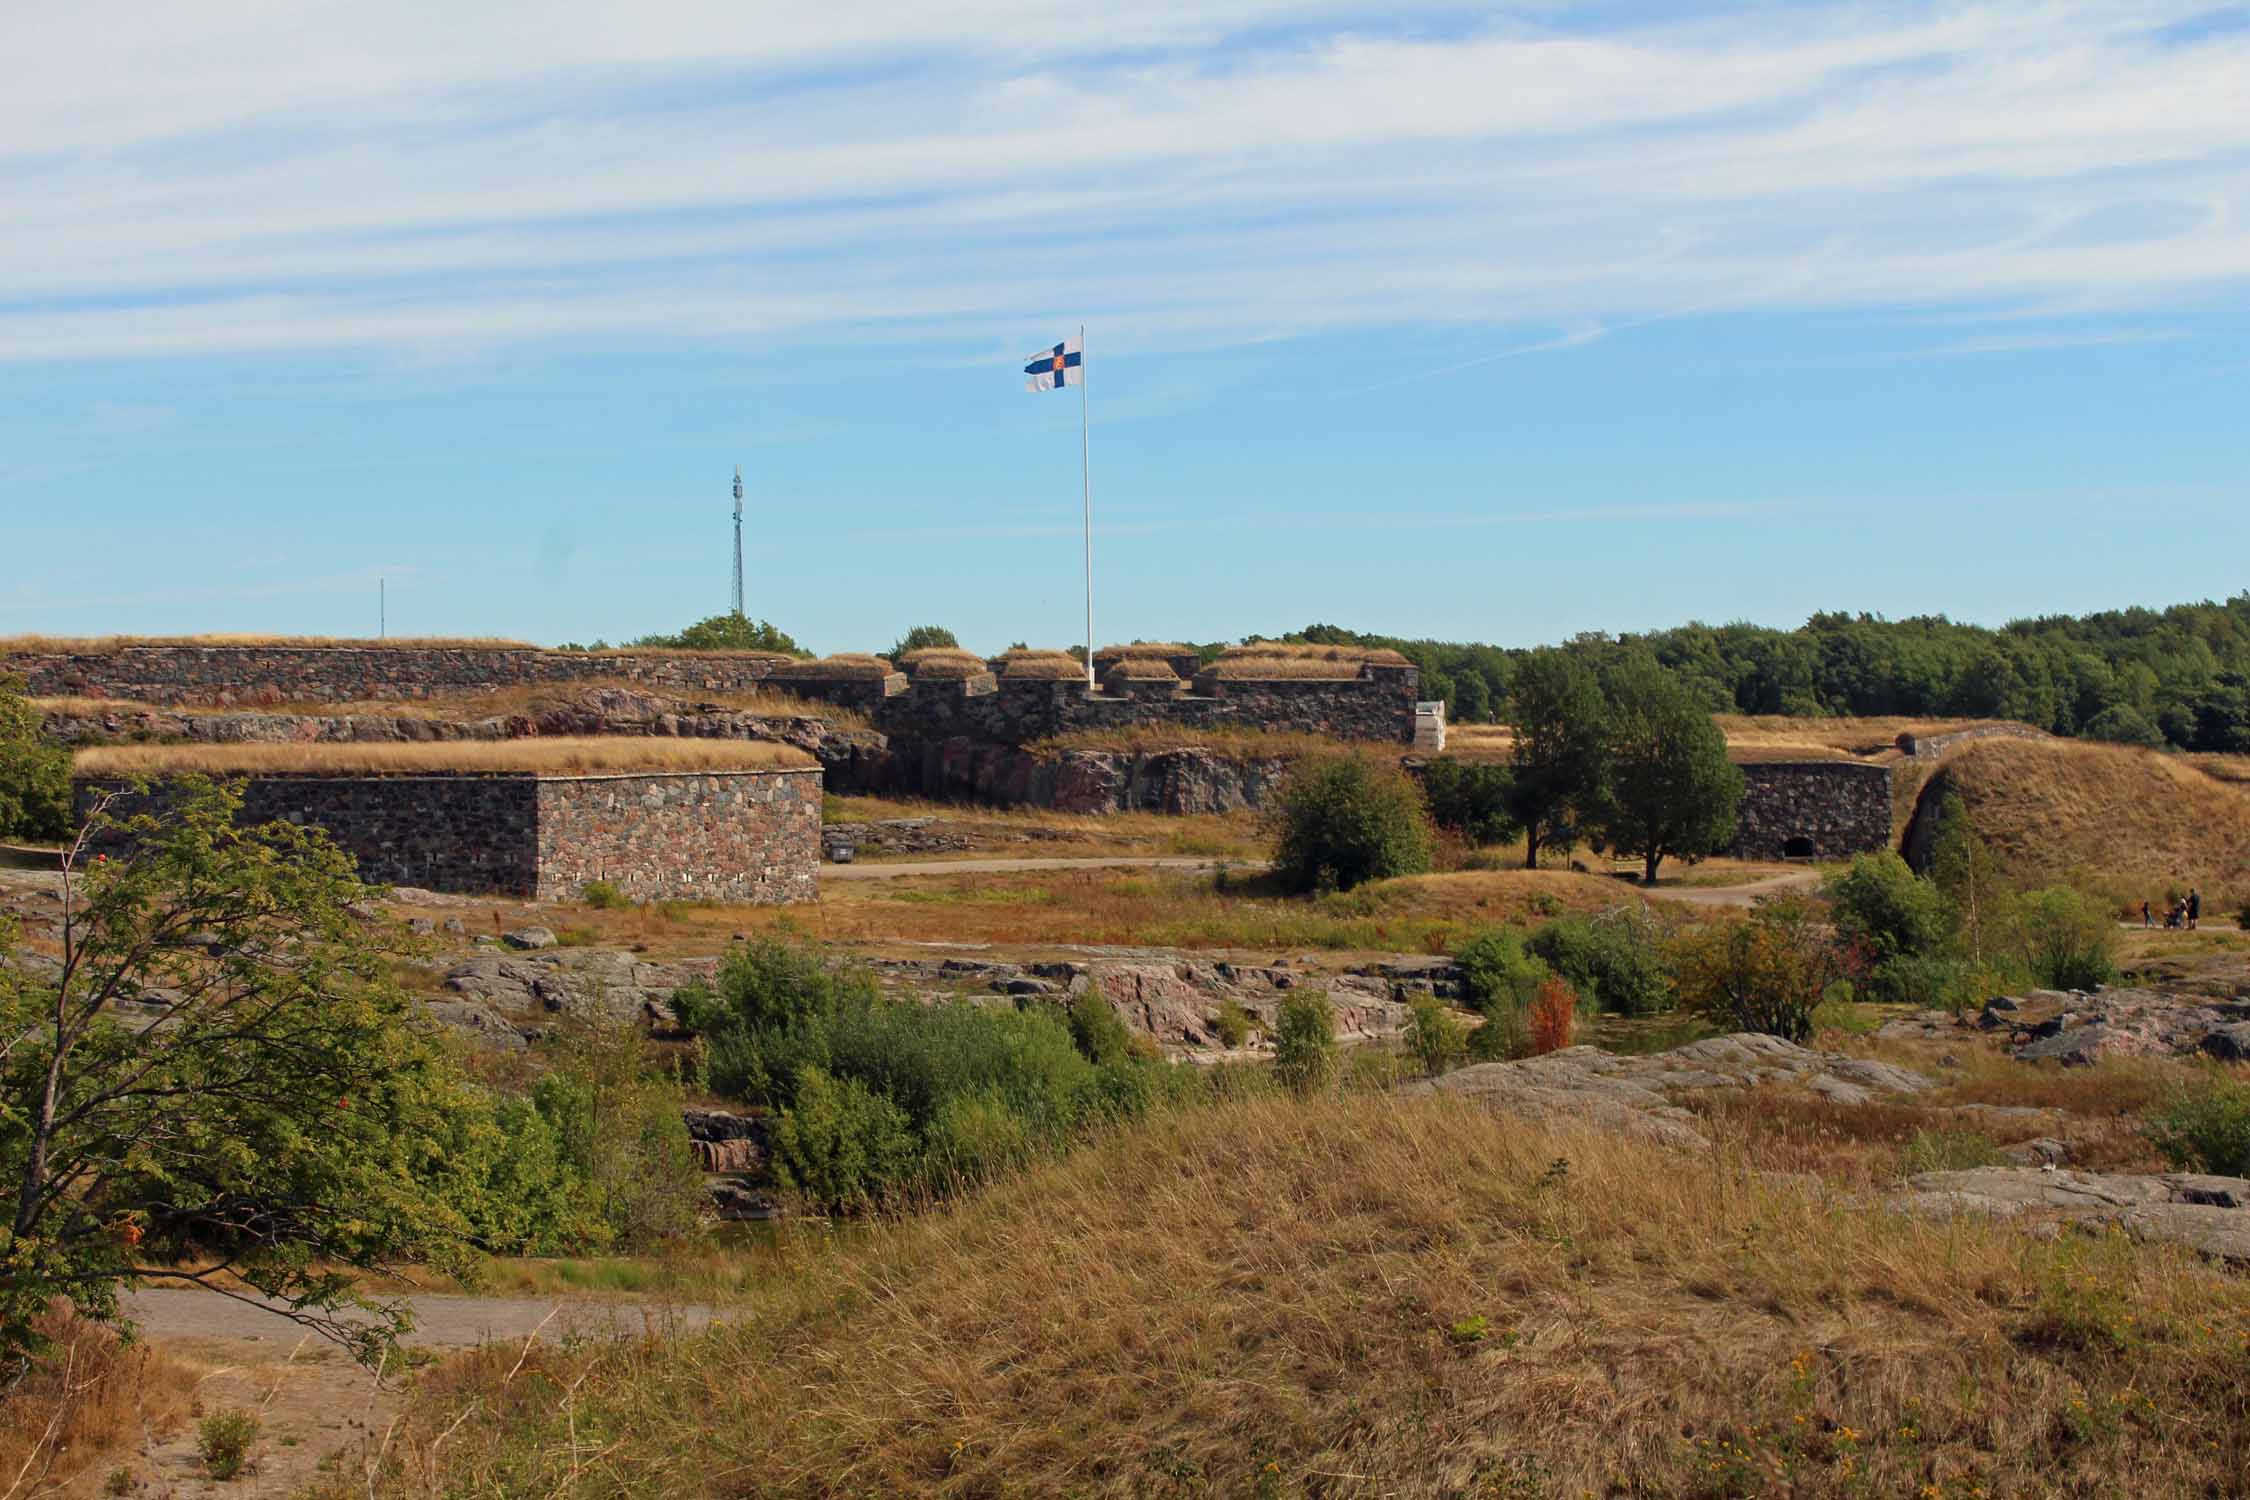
[1023,335,1083,392]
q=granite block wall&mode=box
[9,645,787,705]
[75,768,821,903]
[1726,761,1894,860]
[535,770,820,904]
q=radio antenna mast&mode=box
[731,466,745,618]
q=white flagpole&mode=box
[1079,323,1094,689]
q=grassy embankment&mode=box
[1922,736,2250,912]
[371,1075,2250,1499]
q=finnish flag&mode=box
[1023,335,1083,392]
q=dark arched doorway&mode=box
[1782,835,1816,859]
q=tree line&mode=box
[1268,592,2250,751]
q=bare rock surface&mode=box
[1884,985,2250,1066]
[1898,1167,2250,1264]
[1403,1033,1934,1150]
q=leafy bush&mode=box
[1527,909,1672,1017]
[1453,927,1548,1014]
[684,935,1207,1211]
[2144,1076,2250,1177]
[1670,898,1848,1043]
[580,879,630,910]
[2081,703,2164,747]
[886,624,960,660]
[527,1012,706,1249]
[771,1065,916,1213]
[197,1410,260,1480]
[1525,976,1578,1055]
[1824,850,1944,965]
[1211,997,1254,1048]
[0,675,70,841]
[1068,985,1135,1065]
[1861,952,1974,1010]
[626,614,804,654]
[1418,758,1517,847]
[2011,886,2118,991]
[1265,754,1433,893]
[1403,997,1464,1076]
[1273,991,1338,1094]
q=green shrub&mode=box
[0,674,70,841]
[1861,952,1974,1010]
[1670,898,1847,1043]
[1899,1128,2006,1175]
[680,932,883,1038]
[2011,886,2118,991]
[1273,991,1338,1094]
[1418,758,1517,847]
[1068,985,1135,1066]
[1403,996,1465,1076]
[1824,850,1944,965]
[1528,909,1671,1017]
[1212,997,1254,1048]
[1454,926,1549,1015]
[1265,754,1433,893]
[198,1409,260,1481]
[526,1011,706,1250]
[771,1065,916,1212]
[580,879,631,910]
[2144,1076,2250,1177]
[922,1088,1038,1190]
[2081,703,2164,747]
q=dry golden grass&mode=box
[0,633,536,653]
[2184,752,2250,787]
[999,653,1090,681]
[387,1088,2250,1499]
[1715,714,2017,755]
[32,681,870,727]
[894,647,987,671]
[73,736,816,777]
[767,654,897,682]
[1100,657,1180,684]
[1930,735,2250,901]
[1222,640,1413,667]
[1091,641,1193,663]
[1200,658,1367,680]
[0,1307,194,1494]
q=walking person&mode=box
[2143,900,2153,929]
[2189,888,2201,930]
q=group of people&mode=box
[2142,888,2201,930]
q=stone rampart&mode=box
[13,645,1418,744]
[75,768,820,903]
[1896,723,2050,759]
[1726,761,1894,860]
[8,645,787,705]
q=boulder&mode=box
[424,999,528,1052]
[502,926,557,951]
[1897,1168,2250,1265]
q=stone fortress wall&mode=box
[7,644,1419,745]
[76,768,821,903]
[1726,761,1894,860]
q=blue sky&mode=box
[3,0,2246,654]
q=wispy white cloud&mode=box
[5,1,2249,361]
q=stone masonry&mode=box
[1725,760,1893,860]
[76,768,821,903]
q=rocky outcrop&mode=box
[1404,1032,1935,1149]
[440,948,719,1033]
[682,1107,768,1175]
[1880,986,2250,1065]
[1898,1168,2250,1265]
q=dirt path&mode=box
[822,854,1254,880]
[69,1291,716,1499]
[1643,869,1820,908]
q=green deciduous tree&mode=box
[1592,658,1744,884]
[1417,758,1518,848]
[1,778,483,1365]
[628,614,805,655]
[1264,754,1432,893]
[1503,650,1607,869]
[0,675,70,842]
[1671,897,1848,1043]
[886,625,961,661]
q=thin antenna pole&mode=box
[1080,324,1093,689]
[732,466,746,618]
